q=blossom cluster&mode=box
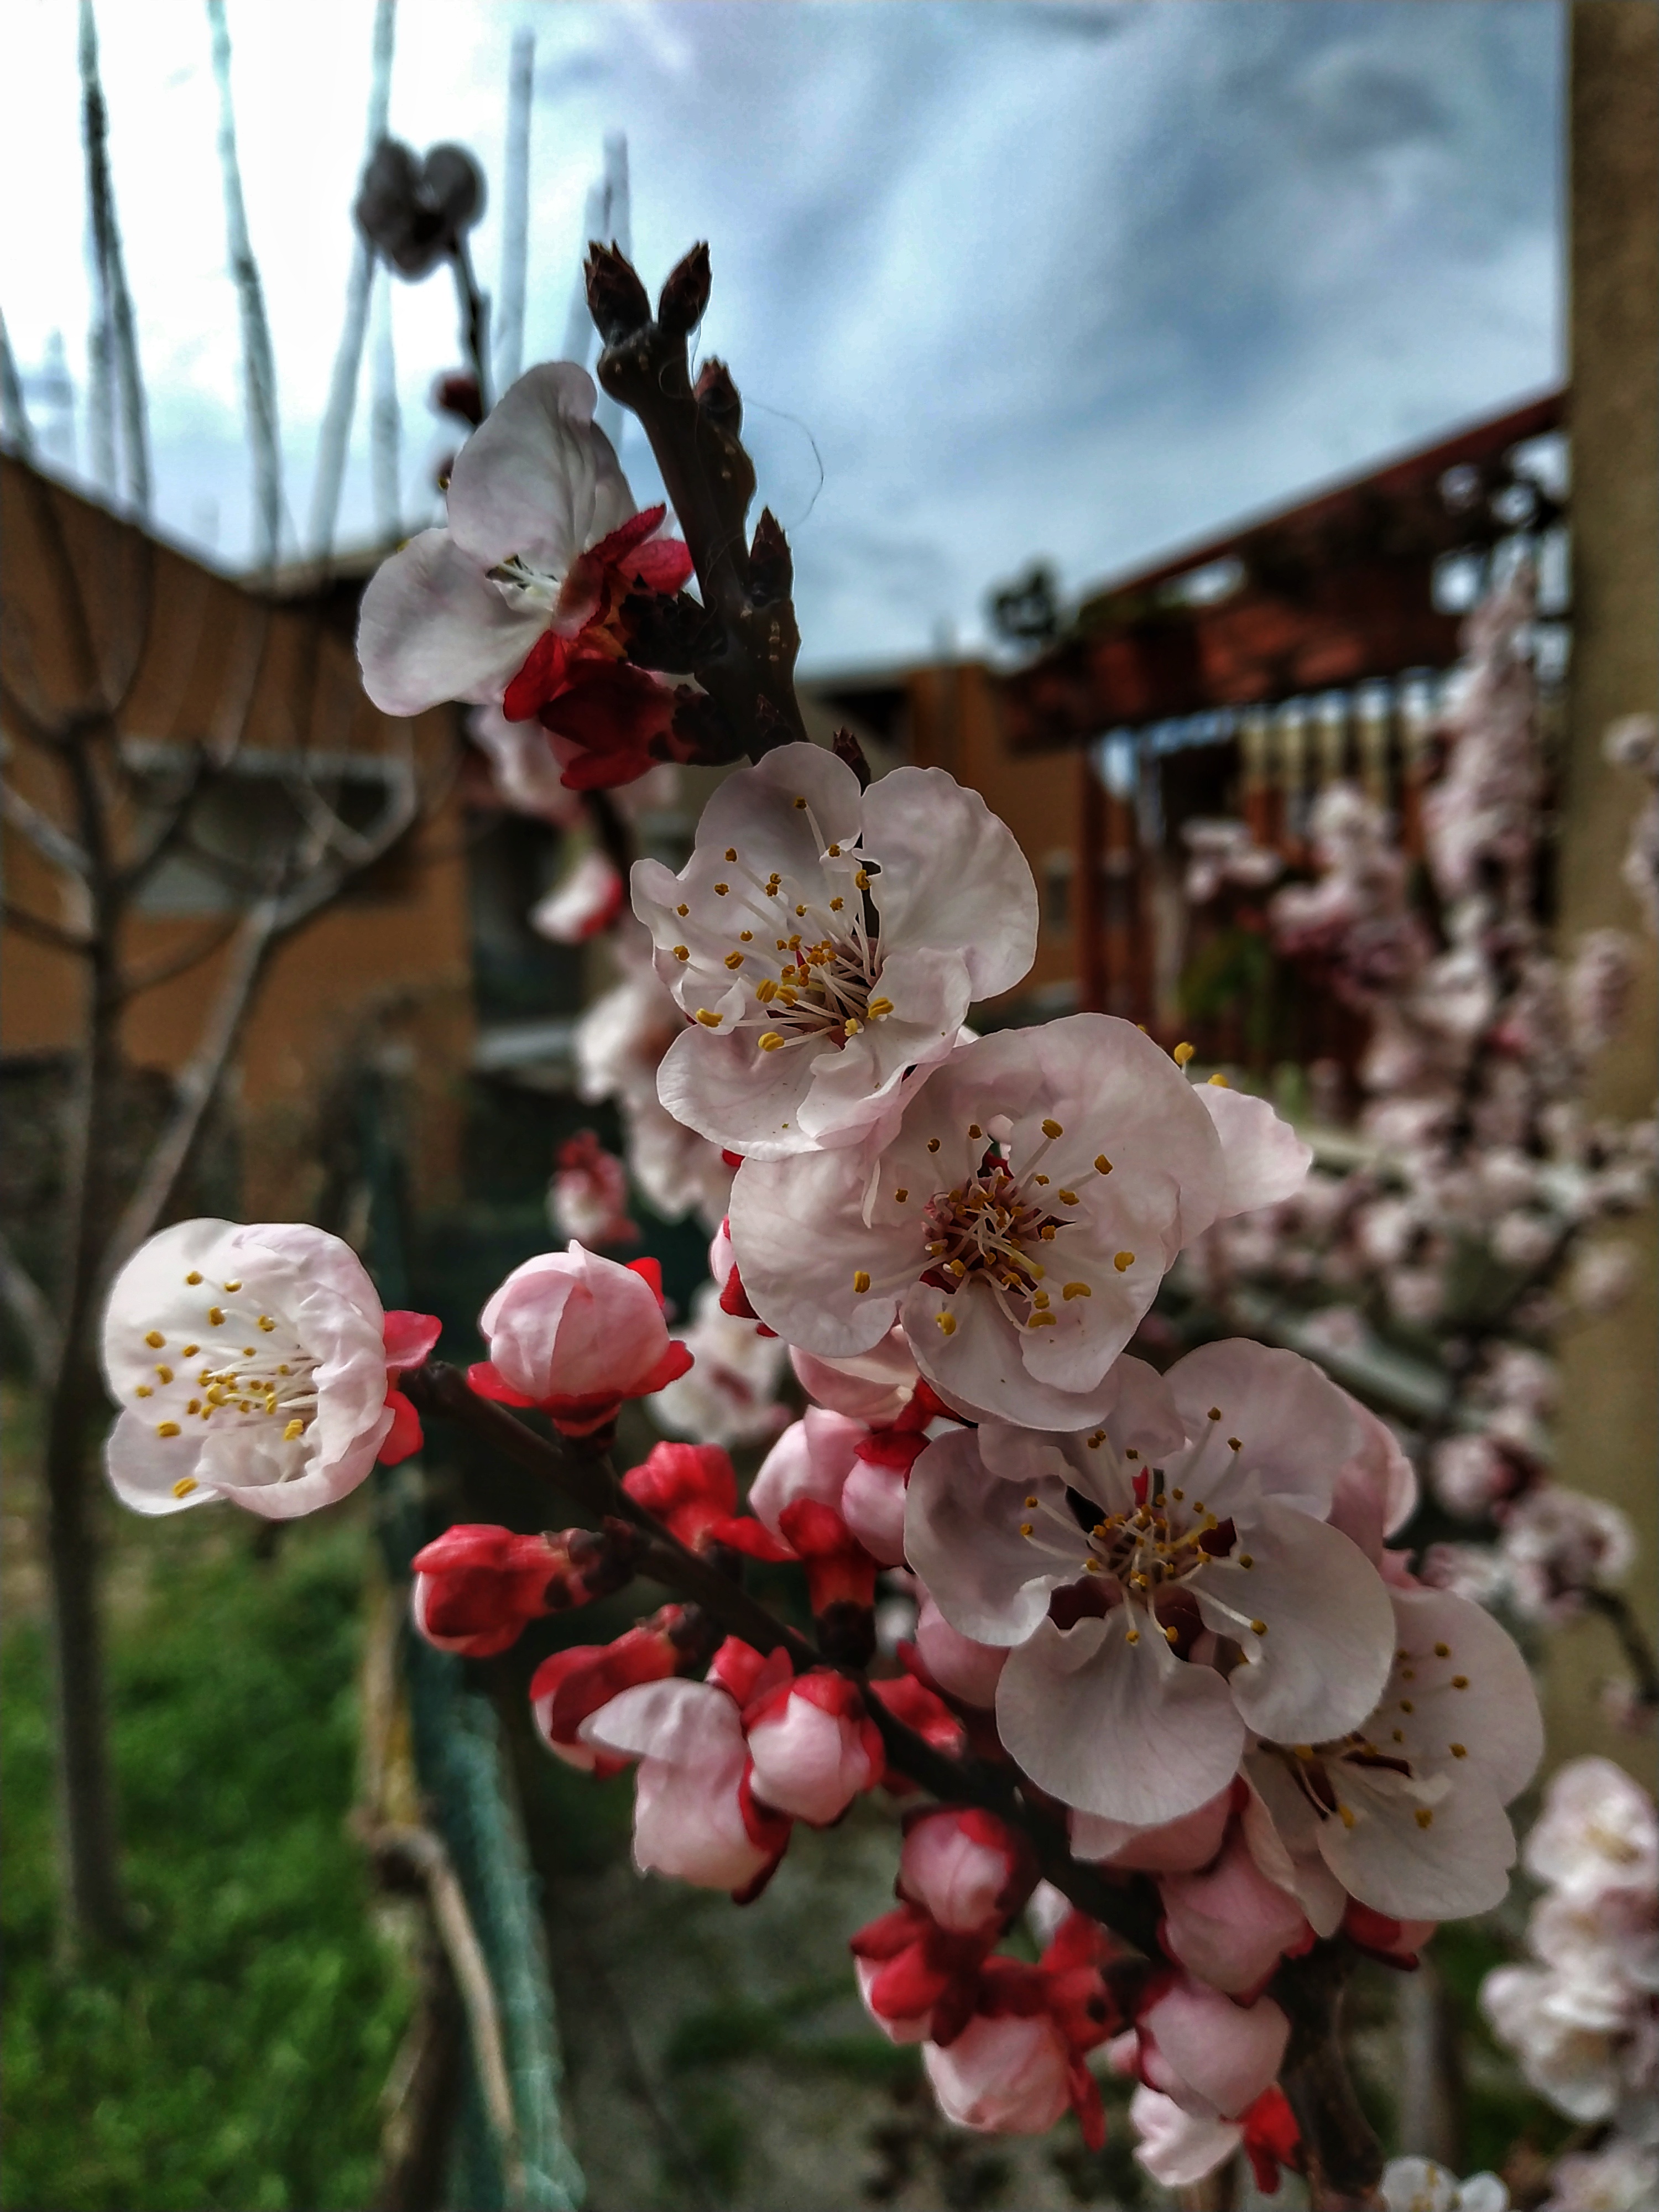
[1481,1759,1659,2211]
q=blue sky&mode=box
[2,1,1562,671]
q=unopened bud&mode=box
[658,241,712,337]
[585,243,651,345]
[749,509,793,603]
[693,357,742,434]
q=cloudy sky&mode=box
[3,0,1562,671]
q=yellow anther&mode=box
[1032,1290,1051,1309]
[186,1399,202,1415]
[1170,1484,1182,1498]
[724,951,745,970]
[740,930,753,942]
[1250,1619,1267,1636]
[1415,1808,1434,1830]
[1056,1189,1077,1206]
[758,1031,786,1052]
[1124,1623,1139,1641]
[135,1385,153,1399]
[927,1138,941,1152]
[1034,1173,1049,1186]
[156,1421,181,1438]
[1165,1625,1180,1646]
[853,1271,872,1293]
[172,1477,199,1499]
[1040,1224,1057,1241]
[185,1271,204,1285]
[208,1307,225,1326]
[1208,1406,1222,1421]
[1041,1118,1063,1139]
[949,1259,967,1277]
[674,945,690,960]
[1172,1042,1195,1066]
[1020,1521,1035,1538]
[855,868,870,890]
[1399,1699,1415,1714]
[696,1009,723,1027]
[843,1016,862,1035]
[795,903,807,917]
[1338,1805,1356,1829]
[1452,1674,1469,1689]
[1027,1311,1057,1328]
[283,1418,306,1442]
[830,896,844,912]
[182,1343,199,1357]
[1238,1553,1254,1569]
[1451,1743,1467,1759]
[724,847,738,862]
[223,1281,241,1292]
[155,1365,173,1384]
[1228,1437,1243,1452]
[714,883,730,896]
[1207,1071,1229,1087]
[755,978,778,1003]
[145,1330,165,1349]
[1113,1251,1134,1272]
[1025,1494,1040,1507]
[867,997,893,1018]
[1062,1282,1091,1301]
[1087,1432,1104,1449]
[894,1187,909,1203]
[967,1123,983,1139]
[1433,1642,1450,1658]
[793,795,807,809]
[936,1312,956,1335]
[677,903,689,916]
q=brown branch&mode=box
[1,780,92,878]
[401,1360,1164,1959]
[2,899,92,956]
[586,242,808,761]
[0,1227,60,1384]
[1271,1943,1385,2209]
[112,914,241,1003]
[1583,1588,1659,1712]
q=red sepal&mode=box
[378,1386,424,1465]
[1241,2084,1301,2193]
[868,1675,967,1779]
[466,1360,540,1408]
[383,1309,442,1372]
[625,1255,666,1305]
[706,1516,797,1563]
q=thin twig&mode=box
[0,1228,61,1384]
[206,0,283,572]
[2,900,92,957]
[1,781,92,878]
[113,914,241,1003]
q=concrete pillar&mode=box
[1547,2,1658,1785]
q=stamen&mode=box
[1041,1118,1063,1139]
[156,1421,181,1438]
[853,1271,872,1293]
[758,1032,785,1051]
[1172,1042,1194,1066]
[173,1477,198,1499]
[1113,1251,1134,1272]
[145,1331,165,1349]
[185,1271,203,1285]
[1062,1283,1091,1300]
[1094,1156,1112,1174]
[935,1312,956,1335]
[696,1009,723,1027]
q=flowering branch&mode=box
[585,241,810,762]
[400,1358,1164,1960]
[1271,1945,1384,2209]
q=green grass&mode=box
[1,1503,413,2212]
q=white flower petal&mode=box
[358,528,547,715]
[1197,1082,1312,1216]
[859,765,1037,1000]
[445,361,628,572]
[905,1427,1079,1645]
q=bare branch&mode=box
[2,899,92,956]
[112,913,239,1003]
[1,780,92,878]
[0,1228,60,1384]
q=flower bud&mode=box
[585,243,651,346]
[476,1245,691,1435]
[411,1524,592,1657]
[529,1605,690,1774]
[744,1671,883,1827]
[622,1439,738,1551]
[899,1807,1035,1939]
[656,242,711,338]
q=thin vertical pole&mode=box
[494,28,534,393]
[206,0,283,573]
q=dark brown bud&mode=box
[431,371,483,426]
[693,357,743,435]
[748,509,793,603]
[585,243,651,346]
[622,590,719,674]
[658,242,712,337]
[356,138,486,279]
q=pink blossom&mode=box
[531,848,624,943]
[851,1903,993,2046]
[1127,2085,1245,2189]
[909,1342,1396,1825]
[923,2008,1074,2137]
[1133,1970,1290,2120]
[911,1594,1008,1709]
[475,1244,691,1434]
[1499,1484,1637,1623]
[547,1130,637,1249]
[899,1807,1035,1939]
[358,361,688,730]
[529,1606,689,1775]
[102,1218,434,1520]
[467,703,585,825]
[1524,1758,1658,1899]
[733,1015,1301,1430]
[1248,1584,1542,1922]
[1541,2142,1658,2212]
[1072,1786,1236,1875]
[1157,1822,1314,1994]
[791,1326,921,1426]
[1380,2157,1511,2211]
[1432,1433,1516,1519]
[581,1674,790,1896]
[744,1670,883,1825]
[646,1282,791,1450]
[633,742,1037,1157]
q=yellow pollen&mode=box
[1165,1625,1180,1645]
[156,1421,181,1438]
[1452,1674,1469,1689]
[185,1271,203,1285]
[927,1138,941,1153]
[1451,1743,1467,1758]
[1113,1251,1134,1272]
[1415,1808,1434,1830]
[1041,1118,1063,1139]
[1338,1805,1356,1829]
[223,1281,241,1292]
[283,1418,305,1442]
[242,1347,255,1357]
[740,930,753,942]
[1034,1173,1049,1186]
[724,847,738,862]
[948,1259,967,1278]
[1170,1485,1182,1499]
[756,979,778,1003]
[1251,1619,1267,1636]
[936,1312,956,1335]
[843,1016,862,1035]
[793,796,807,809]
[867,997,893,1018]
[135,1385,152,1399]
[1172,1042,1195,1066]
[1393,1729,1404,1744]
[795,903,807,917]
[172,1477,199,1499]
[182,1344,199,1357]
[853,1271,872,1293]
[1238,1553,1254,1568]
[1027,1311,1057,1328]
[1032,1290,1050,1309]
[208,1307,225,1327]
[1399,1699,1415,1714]
[714,883,730,895]
[855,868,870,889]
[145,1331,165,1349]
[677,903,689,916]
[1056,1188,1077,1206]
[278,1365,290,1376]
[829,896,844,911]
[758,1031,786,1051]
[1094,1155,1112,1174]
[1062,1282,1091,1300]
[257,1317,275,1333]
[1124,1624,1139,1641]
[1020,1521,1035,1538]
[1040,1225,1057,1240]
[1088,1433,1105,1449]
[696,1009,723,1027]
[1207,1073,1231,1091]
[967,1123,983,1139]
[1207,1406,1222,1421]
[894,1188,909,1202]
[1433,1642,1451,1658]
[724,951,745,969]
[155,1365,173,1384]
